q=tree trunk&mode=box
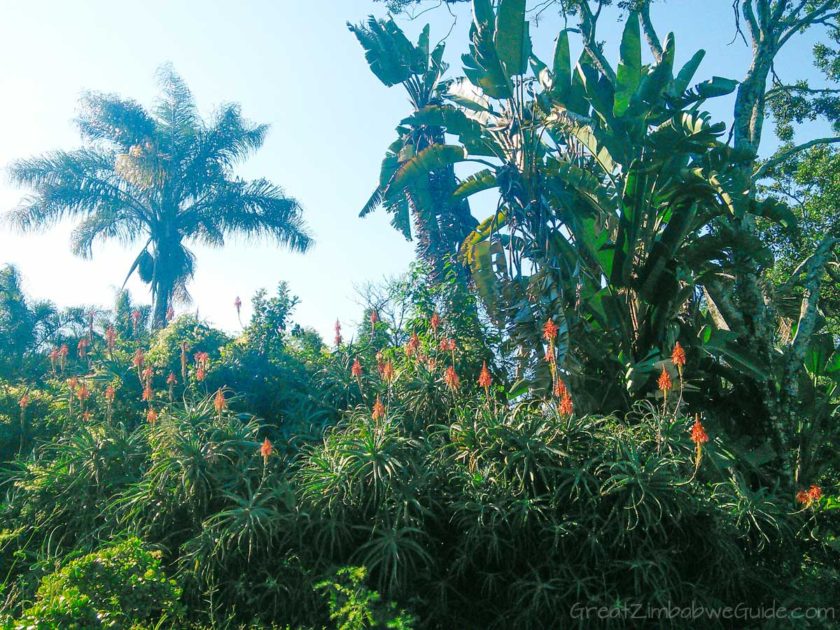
[150,240,176,330]
[151,277,173,329]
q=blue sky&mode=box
[0,0,826,341]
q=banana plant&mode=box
[350,17,477,282]
[372,0,802,419]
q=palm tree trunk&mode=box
[151,250,175,329]
[151,280,172,329]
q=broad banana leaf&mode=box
[614,12,641,117]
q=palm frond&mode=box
[154,64,199,155]
[182,104,269,194]
[7,149,150,231]
[76,92,156,149]
[188,179,313,253]
[70,208,145,258]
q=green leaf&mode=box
[672,49,705,96]
[637,33,674,109]
[567,124,615,174]
[495,0,528,77]
[804,334,835,378]
[402,106,494,156]
[388,196,412,239]
[453,169,497,199]
[614,12,641,117]
[578,62,615,123]
[638,200,698,302]
[447,78,494,113]
[349,18,418,87]
[700,327,770,382]
[463,0,512,99]
[694,76,738,98]
[462,209,507,265]
[751,197,798,232]
[552,29,572,97]
[359,187,383,218]
[468,239,507,317]
[611,166,646,287]
[390,144,467,191]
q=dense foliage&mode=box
[1,0,838,628]
[0,265,836,627]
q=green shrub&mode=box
[15,538,181,629]
[315,566,414,630]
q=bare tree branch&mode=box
[765,84,840,99]
[778,1,837,47]
[791,236,838,362]
[577,1,616,83]
[753,137,840,179]
[741,0,762,43]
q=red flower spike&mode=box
[690,418,709,445]
[553,379,568,399]
[372,395,385,421]
[382,361,395,383]
[439,338,456,353]
[405,333,420,357]
[260,437,273,464]
[444,365,460,391]
[543,319,558,342]
[146,408,158,425]
[430,312,441,332]
[559,393,574,417]
[351,358,363,378]
[671,341,686,368]
[214,389,227,415]
[658,367,672,393]
[194,351,210,368]
[478,362,492,392]
[76,382,90,402]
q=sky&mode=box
[0,0,829,341]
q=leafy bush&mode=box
[14,537,180,628]
[315,566,414,630]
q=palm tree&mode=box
[8,65,312,328]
